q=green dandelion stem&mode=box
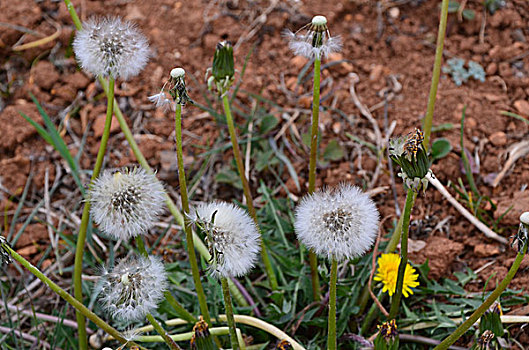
[308,56,322,302]
[134,235,197,323]
[73,76,115,350]
[174,103,213,325]
[7,246,144,349]
[388,188,414,319]
[423,0,450,147]
[221,276,240,350]
[221,94,278,291]
[327,258,338,350]
[146,313,182,350]
[434,242,527,350]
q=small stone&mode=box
[332,121,342,134]
[290,55,308,70]
[474,243,501,257]
[32,61,60,90]
[327,53,353,75]
[514,100,529,116]
[93,115,120,138]
[466,117,477,128]
[369,64,385,82]
[485,62,497,75]
[17,245,38,257]
[489,131,507,146]
[388,7,399,19]
[298,96,312,109]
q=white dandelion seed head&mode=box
[89,167,166,240]
[73,17,150,79]
[284,17,342,59]
[189,201,261,278]
[170,67,186,79]
[148,92,173,111]
[99,255,167,323]
[294,183,379,261]
[520,212,529,226]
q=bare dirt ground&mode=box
[1,0,529,347]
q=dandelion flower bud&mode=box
[89,168,166,240]
[190,201,260,278]
[374,319,399,349]
[99,255,167,322]
[73,17,149,79]
[212,41,235,82]
[284,15,342,59]
[389,128,432,193]
[294,183,379,261]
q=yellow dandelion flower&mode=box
[374,253,419,297]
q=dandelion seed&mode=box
[190,202,261,278]
[73,17,150,79]
[148,92,173,111]
[99,255,167,323]
[284,15,342,59]
[89,168,166,240]
[374,253,419,298]
[294,183,379,261]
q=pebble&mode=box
[489,131,507,146]
[514,100,529,116]
[93,114,120,138]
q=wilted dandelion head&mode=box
[374,253,419,298]
[0,236,12,265]
[276,340,294,349]
[190,316,213,349]
[511,211,529,252]
[89,168,166,240]
[99,255,167,322]
[190,202,261,278]
[284,15,342,59]
[73,17,149,79]
[149,67,192,109]
[294,184,379,261]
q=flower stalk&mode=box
[388,188,414,319]
[307,55,322,302]
[146,313,182,350]
[175,100,212,325]
[221,276,240,350]
[423,0,450,147]
[73,76,115,349]
[327,258,337,350]
[221,94,278,291]
[433,241,527,349]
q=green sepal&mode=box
[212,41,235,81]
[373,332,399,350]
[479,311,504,337]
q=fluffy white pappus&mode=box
[89,168,166,240]
[73,17,150,79]
[189,202,261,278]
[284,29,342,59]
[99,255,167,322]
[294,184,379,261]
[148,92,173,111]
